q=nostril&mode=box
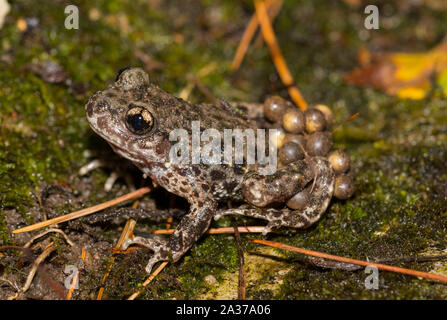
[96,100,109,113]
[86,99,110,118]
[94,100,110,113]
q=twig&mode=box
[251,239,447,284]
[302,254,447,271]
[332,112,359,133]
[12,187,151,234]
[24,228,75,248]
[178,80,196,101]
[0,277,20,292]
[33,191,47,221]
[127,261,169,300]
[254,0,308,111]
[253,0,284,48]
[178,62,217,101]
[66,269,79,300]
[233,220,246,300]
[78,159,105,175]
[193,76,218,104]
[66,247,86,300]
[1,277,21,300]
[231,0,278,72]
[134,50,165,71]
[22,242,56,293]
[97,218,137,300]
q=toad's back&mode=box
[85,68,262,203]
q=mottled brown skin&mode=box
[85,68,335,273]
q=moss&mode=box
[0,212,11,245]
[175,235,240,298]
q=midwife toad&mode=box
[85,67,335,273]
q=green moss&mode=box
[0,212,11,245]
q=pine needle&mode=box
[12,187,151,234]
[254,0,308,111]
[251,239,447,284]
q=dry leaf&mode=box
[345,41,447,99]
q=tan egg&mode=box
[279,142,305,165]
[334,174,355,200]
[263,96,291,122]
[269,125,286,149]
[305,131,333,157]
[314,104,334,128]
[304,108,326,133]
[328,150,351,174]
[282,109,305,134]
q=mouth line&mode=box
[87,120,128,152]
[97,129,147,164]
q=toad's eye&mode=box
[125,105,154,135]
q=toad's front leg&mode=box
[123,200,217,273]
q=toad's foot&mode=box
[215,157,335,235]
[122,236,169,273]
[123,202,217,273]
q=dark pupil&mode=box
[127,113,149,133]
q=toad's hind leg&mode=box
[123,201,217,273]
[242,159,315,208]
[215,158,335,234]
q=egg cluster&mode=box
[263,96,355,209]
